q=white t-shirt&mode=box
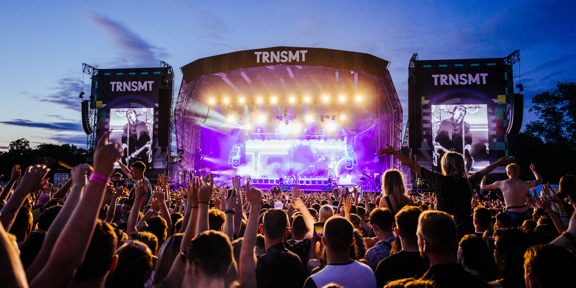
[304,260,377,288]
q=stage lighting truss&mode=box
[207,93,362,107]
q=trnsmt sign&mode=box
[255,50,308,64]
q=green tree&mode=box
[525,82,576,148]
[9,138,31,153]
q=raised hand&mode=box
[378,144,397,156]
[247,187,262,207]
[198,174,214,203]
[344,197,353,214]
[232,175,242,191]
[18,165,50,193]
[529,163,536,171]
[134,181,146,200]
[71,164,92,188]
[10,164,21,181]
[93,131,123,177]
[187,177,201,206]
[225,190,238,210]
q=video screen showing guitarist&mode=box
[432,105,474,171]
[109,108,154,168]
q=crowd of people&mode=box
[1,134,576,288]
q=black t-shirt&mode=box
[375,250,429,287]
[421,263,492,288]
[420,167,483,225]
[256,243,304,288]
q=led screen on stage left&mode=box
[109,108,155,169]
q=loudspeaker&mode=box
[158,88,172,148]
[81,100,93,135]
[408,76,422,149]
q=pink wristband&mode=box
[89,173,109,185]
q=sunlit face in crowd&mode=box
[121,203,132,216]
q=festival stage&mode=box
[174,47,403,192]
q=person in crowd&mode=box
[375,206,429,287]
[106,239,154,288]
[151,234,183,286]
[457,234,499,282]
[363,208,395,270]
[481,163,542,227]
[495,212,512,230]
[492,228,530,288]
[256,208,304,288]
[19,205,61,269]
[304,216,377,288]
[379,169,413,215]
[523,244,576,288]
[473,207,492,238]
[379,144,513,239]
[416,210,491,288]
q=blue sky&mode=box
[0,0,574,150]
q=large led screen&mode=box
[109,108,155,168]
[236,139,359,184]
[431,104,489,172]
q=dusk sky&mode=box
[1,0,574,150]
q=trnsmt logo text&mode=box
[255,50,308,64]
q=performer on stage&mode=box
[433,105,474,171]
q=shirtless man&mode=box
[480,163,542,227]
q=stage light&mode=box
[209,98,215,104]
[289,97,295,103]
[327,122,336,131]
[292,123,301,132]
[245,124,251,129]
[239,98,245,104]
[224,98,230,104]
[304,96,311,103]
[306,115,313,122]
[323,96,329,102]
[258,115,265,122]
[340,114,346,120]
[339,96,345,102]
[271,97,278,104]
[227,115,235,122]
[257,98,263,104]
[356,95,362,101]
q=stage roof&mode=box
[180,46,390,83]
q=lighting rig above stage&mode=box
[174,47,402,192]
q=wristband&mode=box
[191,206,199,209]
[199,201,210,204]
[225,210,235,214]
[148,209,155,213]
[563,231,575,241]
[89,173,109,185]
[310,242,316,247]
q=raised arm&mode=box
[551,209,576,247]
[117,160,131,177]
[292,186,315,240]
[127,181,146,235]
[480,176,502,191]
[238,181,261,288]
[477,157,514,176]
[26,164,89,279]
[224,189,238,240]
[52,177,73,200]
[1,165,49,231]
[196,174,214,235]
[0,220,28,288]
[0,165,22,205]
[525,163,543,188]
[155,187,173,236]
[379,144,421,176]
[232,176,244,237]
[30,132,123,288]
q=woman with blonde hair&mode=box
[379,144,513,239]
[318,205,334,223]
[379,169,413,215]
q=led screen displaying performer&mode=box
[236,139,359,184]
[109,108,154,168]
[431,104,489,172]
